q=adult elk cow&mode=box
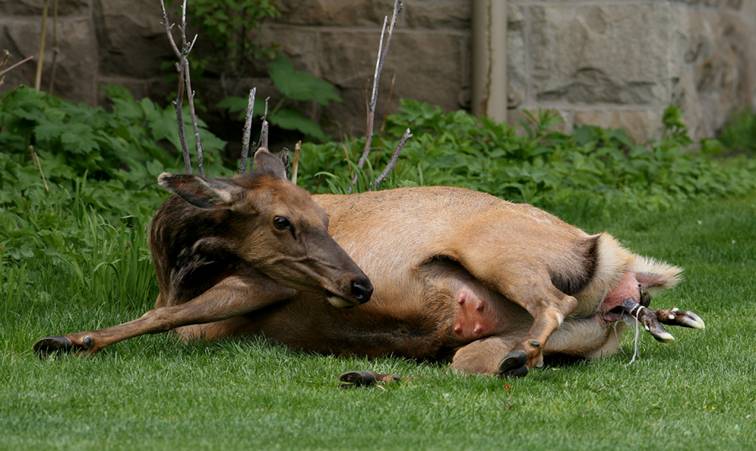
[34,149,704,377]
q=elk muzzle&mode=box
[325,275,373,308]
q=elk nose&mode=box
[350,277,373,303]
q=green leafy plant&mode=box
[714,110,756,156]
[186,0,279,75]
[218,55,341,141]
[163,0,340,141]
[0,86,229,263]
[297,101,756,218]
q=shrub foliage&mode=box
[0,88,754,265]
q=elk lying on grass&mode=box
[34,149,704,377]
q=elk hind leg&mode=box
[451,336,522,375]
[494,277,578,376]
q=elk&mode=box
[34,148,704,377]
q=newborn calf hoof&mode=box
[657,308,705,330]
[498,351,528,378]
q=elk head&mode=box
[157,149,373,308]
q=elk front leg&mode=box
[33,274,295,357]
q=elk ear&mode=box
[252,148,287,180]
[158,173,244,209]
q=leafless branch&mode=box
[29,145,49,192]
[260,97,270,150]
[291,140,302,185]
[174,64,191,174]
[47,0,59,93]
[184,60,205,176]
[239,87,256,174]
[34,0,50,91]
[159,0,181,57]
[160,0,204,175]
[372,128,411,190]
[349,0,403,191]
[0,55,34,78]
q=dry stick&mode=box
[260,97,270,150]
[183,55,205,176]
[291,140,302,185]
[176,0,205,176]
[174,64,191,174]
[34,0,49,91]
[372,128,411,190]
[349,0,403,191]
[160,0,193,175]
[47,0,59,94]
[239,87,256,174]
[29,146,49,192]
[0,55,34,78]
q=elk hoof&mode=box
[33,336,74,358]
[499,351,528,378]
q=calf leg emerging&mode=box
[34,274,295,357]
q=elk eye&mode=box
[273,216,291,231]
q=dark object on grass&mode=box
[339,371,402,389]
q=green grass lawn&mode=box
[1,194,754,450]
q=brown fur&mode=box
[36,172,684,376]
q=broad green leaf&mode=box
[269,108,329,141]
[268,55,341,106]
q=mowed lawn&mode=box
[1,193,754,450]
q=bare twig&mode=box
[260,97,270,150]
[34,0,50,91]
[29,146,49,192]
[184,58,205,176]
[239,87,256,174]
[160,0,204,175]
[161,0,190,173]
[349,0,403,191]
[174,64,191,173]
[47,0,59,94]
[372,128,411,190]
[0,55,34,78]
[291,140,302,185]
[159,0,181,57]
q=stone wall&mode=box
[1,0,754,142]
[506,0,756,141]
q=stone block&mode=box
[275,0,468,30]
[319,30,466,134]
[404,0,471,30]
[507,4,526,109]
[258,25,321,75]
[669,5,756,138]
[0,0,89,16]
[275,0,391,27]
[0,17,98,104]
[529,4,670,105]
[573,110,663,143]
[94,0,172,78]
